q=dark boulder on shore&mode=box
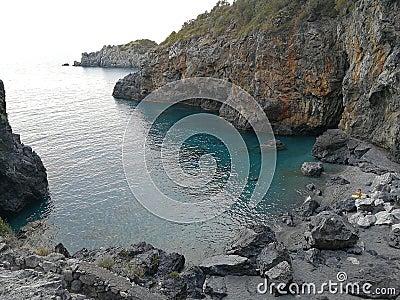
[225,225,277,259]
[0,80,48,213]
[305,211,359,250]
[301,162,324,177]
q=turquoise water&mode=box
[0,60,325,263]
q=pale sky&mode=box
[0,0,232,62]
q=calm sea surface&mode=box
[0,59,328,263]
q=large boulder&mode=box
[199,255,254,276]
[256,242,291,276]
[225,225,277,259]
[305,211,359,250]
[301,162,324,177]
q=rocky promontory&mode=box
[0,80,48,213]
[74,39,157,68]
[112,0,400,162]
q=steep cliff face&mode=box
[0,80,48,213]
[339,0,400,162]
[75,39,157,68]
[113,0,400,160]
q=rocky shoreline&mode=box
[0,80,48,214]
[112,0,400,162]
[1,134,400,299]
[73,39,157,68]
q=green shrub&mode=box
[35,247,53,256]
[169,271,180,279]
[96,255,115,270]
[133,268,144,278]
[0,217,12,234]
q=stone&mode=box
[226,225,277,258]
[41,261,57,273]
[203,276,227,299]
[387,229,400,249]
[306,183,316,191]
[62,269,73,282]
[25,255,42,269]
[0,243,8,252]
[327,176,350,186]
[370,191,390,202]
[180,266,206,299]
[157,252,185,276]
[70,279,82,292]
[314,189,323,196]
[346,257,360,265]
[384,203,395,212]
[297,197,320,217]
[256,242,291,275]
[357,214,376,228]
[199,255,253,276]
[372,173,400,189]
[301,162,324,177]
[305,211,359,250]
[281,212,295,227]
[159,277,187,300]
[304,248,325,266]
[55,243,70,258]
[375,211,395,225]
[391,209,400,220]
[348,212,364,226]
[45,253,66,263]
[333,198,356,213]
[355,198,375,212]
[392,224,400,231]
[264,261,293,293]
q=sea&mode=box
[0,59,331,263]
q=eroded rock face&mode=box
[339,0,400,163]
[0,80,48,213]
[112,0,400,160]
[112,6,346,135]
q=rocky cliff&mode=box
[112,0,400,161]
[74,39,157,68]
[0,80,48,213]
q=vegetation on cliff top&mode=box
[160,0,355,47]
[107,39,157,53]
